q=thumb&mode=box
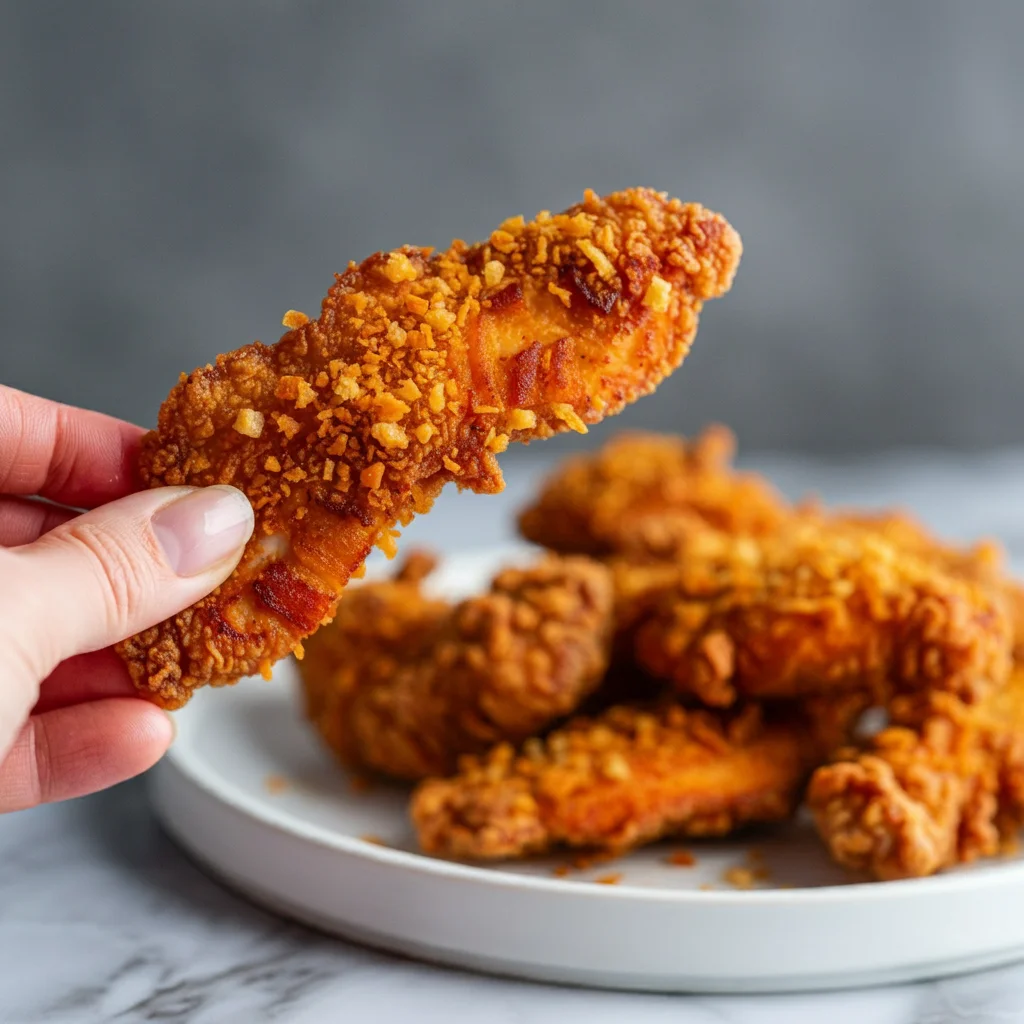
[3,484,254,699]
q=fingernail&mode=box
[151,486,254,577]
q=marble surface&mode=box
[6,451,1024,1023]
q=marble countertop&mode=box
[6,450,1024,1024]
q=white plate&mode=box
[150,549,1024,993]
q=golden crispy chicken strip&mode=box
[299,552,614,780]
[808,667,1024,880]
[631,523,1012,708]
[822,507,1024,657]
[518,426,789,557]
[116,188,741,707]
[411,699,858,860]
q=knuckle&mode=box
[62,520,156,638]
[27,717,50,807]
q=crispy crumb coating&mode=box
[115,189,741,707]
[808,667,1024,880]
[518,426,788,557]
[823,507,1024,656]
[410,700,856,860]
[299,553,615,780]
[631,523,1012,707]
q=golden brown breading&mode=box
[807,667,1024,880]
[631,523,1012,707]
[824,507,1024,656]
[116,189,741,708]
[411,699,862,860]
[518,426,788,558]
[300,553,615,780]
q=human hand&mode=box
[0,385,254,812]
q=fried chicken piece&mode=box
[300,552,614,780]
[824,508,1024,656]
[807,666,1024,880]
[518,426,788,557]
[631,523,1012,707]
[115,189,741,707]
[411,699,858,860]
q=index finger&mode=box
[0,385,146,508]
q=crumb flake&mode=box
[508,408,537,431]
[264,773,290,794]
[666,849,696,867]
[233,408,265,438]
[383,252,418,283]
[282,309,309,329]
[723,866,757,890]
[642,275,672,313]
[372,422,410,449]
[552,403,588,434]
[483,260,505,287]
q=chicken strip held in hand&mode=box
[116,188,742,707]
[300,552,615,780]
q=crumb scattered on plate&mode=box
[360,834,388,846]
[722,866,757,890]
[666,849,696,867]
[264,774,290,795]
[595,872,623,885]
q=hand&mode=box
[0,385,254,812]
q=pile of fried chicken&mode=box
[115,183,1023,883]
[302,426,1024,882]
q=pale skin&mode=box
[0,385,255,812]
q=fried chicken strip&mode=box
[518,426,788,557]
[825,508,1024,656]
[300,553,614,780]
[411,699,860,860]
[115,189,742,707]
[807,666,1024,880]
[631,523,1012,707]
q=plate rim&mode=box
[163,542,1024,909]
[165,733,1024,905]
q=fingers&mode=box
[0,485,253,752]
[0,495,76,546]
[34,651,136,714]
[0,699,173,813]
[0,385,145,508]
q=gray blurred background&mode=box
[2,0,1023,455]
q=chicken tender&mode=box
[825,508,1024,656]
[808,667,1024,880]
[632,523,1012,707]
[116,189,742,707]
[300,553,614,780]
[518,426,788,558]
[411,699,859,860]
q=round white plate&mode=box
[151,549,1024,993]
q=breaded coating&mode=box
[632,523,1012,707]
[825,508,1024,656]
[411,700,853,860]
[300,553,615,780]
[808,667,1024,880]
[518,426,788,557]
[116,189,741,707]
